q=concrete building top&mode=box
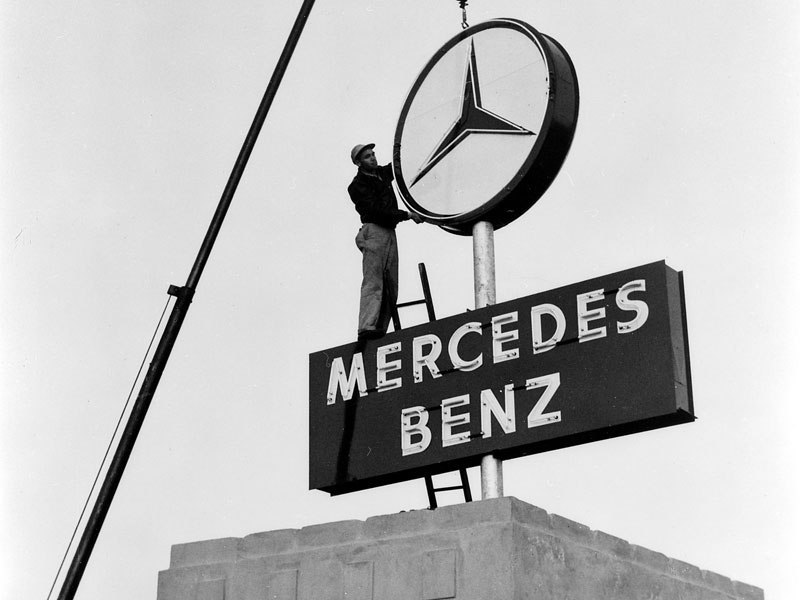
[159,496,763,600]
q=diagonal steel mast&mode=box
[56,2,316,598]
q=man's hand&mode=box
[409,212,424,224]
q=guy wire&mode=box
[45,294,174,600]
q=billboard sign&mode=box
[309,261,693,495]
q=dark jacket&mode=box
[347,165,409,229]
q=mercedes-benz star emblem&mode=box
[410,39,533,187]
[393,19,579,235]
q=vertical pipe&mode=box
[472,221,503,499]
[472,221,496,306]
[480,454,503,499]
[55,2,317,599]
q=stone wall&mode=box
[157,497,763,600]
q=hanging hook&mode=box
[458,0,469,29]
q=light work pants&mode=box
[355,223,398,335]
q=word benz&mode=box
[400,372,562,456]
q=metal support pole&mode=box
[473,221,496,306]
[472,221,503,499]
[55,2,316,599]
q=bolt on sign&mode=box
[309,261,694,495]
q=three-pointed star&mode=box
[410,39,534,187]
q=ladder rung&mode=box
[396,299,427,308]
[431,485,467,492]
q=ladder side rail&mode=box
[418,263,437,321]
[424,476,438,509]
[393,263,472,509]
[460,468,473,502]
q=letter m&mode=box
[326,353,368,404]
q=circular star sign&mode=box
[393,19,579,235]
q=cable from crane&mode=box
[45,296,173,600]
[457,0,469,29]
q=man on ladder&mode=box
[348,144,470,508]
[348,143,424,341]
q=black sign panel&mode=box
[309,261,693,495]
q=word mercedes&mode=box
[326,279,647,405]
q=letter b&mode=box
[401,407,431,456]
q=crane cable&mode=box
[45,295,173,600]
[458,0,469,29]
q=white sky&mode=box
[2,1,799,599]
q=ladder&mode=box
[391,263,473,510]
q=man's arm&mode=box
[381,161,423,223]
[379,164,394,182]
[348,179,409,227]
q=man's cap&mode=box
[351,143,375,165]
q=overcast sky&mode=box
[2,1,799,599]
